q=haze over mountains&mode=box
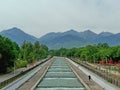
[0,27,37,45]
[0,27,120,49]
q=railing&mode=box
[71,58,120,88]
[0,57,52,89]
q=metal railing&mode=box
[0,57,52,89]
[71,58,120,88]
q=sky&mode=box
[0,0,120,38]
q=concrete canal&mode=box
[35,57,85,90]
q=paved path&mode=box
[67,58,103,90]
[4,57,120,90]
[0,59,46,83]
[0,68,26,83]
[68,59,120,90]
[1,59,51,90]
[18,59,53,90]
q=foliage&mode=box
[52,43,120,63]
[0,35,19,73]
[15,60,27,68]
[17,41,48,68]
[0,35,49,73]
[1,33,120,74]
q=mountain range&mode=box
[0,27,37,45]
[0,27,120,49]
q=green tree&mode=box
[0,35,19,73]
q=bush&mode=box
[15,60,28,68]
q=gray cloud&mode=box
[0,0,120,37]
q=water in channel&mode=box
[35,57,85,90]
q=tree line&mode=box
[1,34,120,73]
[50,43,120,63]
[0,35,48,73]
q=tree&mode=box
[0,35,19,73]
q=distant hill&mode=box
[0,27,38,45]
[0,27,120,49]
[39,30,91,49]
[95,32,120,46]
[39,30,120,49]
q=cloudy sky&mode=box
[0,0,120,37]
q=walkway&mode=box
[2,59,51,90]
[68,58,120,90]
[0,68,26,83]
[0,59,47,83]
[7,57,120,90]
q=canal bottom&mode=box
[35,57,85,90]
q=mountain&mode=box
[0,27,38,45]
[79,30,97,39]
[39,30,120,49]
[39,32,61,44]
[97,32,114,38]
[0,27,120,49]
[41,34,88,49]
[39,29,98,49]
[95,33,120,46]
